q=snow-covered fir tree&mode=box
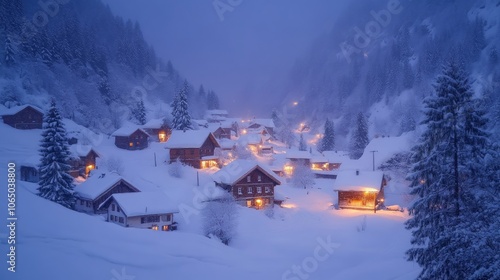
[319,118,335,152]
[132,99,146,125]
[349,112,369,159]
[405,62,500,280]
[171,81,193,131]
[38,101,75,209]
[4,35,17,66]
[291,163,315,189]
[298,133,307,151]
[271,108,283,129]
[207,90,220,110]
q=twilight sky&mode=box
[101,0,347,116]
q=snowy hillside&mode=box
[0,117,419,280]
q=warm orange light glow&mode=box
[420,179,426,184]
[242,129,247,134]
[255,199,263,206]
[293,101,299,106]
[151,225,159,231]
[158,132,167,142]
[284,164,294,176]
[281,203,297,209]
[201,160,218,169]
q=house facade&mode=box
[68,145,99,178]
[1,105,43,129]
[112,127,149,150]
[213,160,281,209]
[166,130,220,169]
[142,119,171,142]
[334,170,386,212]
[99,192,178,231]
[74,173,140,214]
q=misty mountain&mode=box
[0,0,220,133]
[283,0,500,147]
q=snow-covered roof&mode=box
[111,126,148,137]
[249,118,275,128]
[68,144,99,158]
[212,159,282,186]
[74,173,138,200]
[142,118,167,129]
[322,151,350,163]
[239,133,263,145]
[166,130,219,149]
[286,150,312,160]
[19,155,40,167]
[206,109,228,116]
[0,104,44,116]
[333,170,384,192]
[218,138,236,149]
[105,192,178,217]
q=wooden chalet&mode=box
[142,118,171,142]
[213,159,282,209]
[68,145,100,178]
[74,173,140,214]
[111,127,149,150]
[19,156,40,183]
[166,130,220,169]
[205,109,229,123]
[99,192,178,231]
[1,105,43,129]
[212,126,232,140]
[333,170,386,212]
[247,118,275,136]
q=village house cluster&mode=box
[6,105,387,232]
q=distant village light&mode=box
[293,101,299,106]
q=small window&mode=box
[247,187,253,194]
[247,176,251,183]
[257,187,262,193]
[80,200,84,205]
[119,217,124,223]
[265,187,270,193]
[141,217,145,224]
[111,204,115,211]
[246,200,252,207]
[167,214,171,222]
[110,215,114,221]
[162,225,169,231]
[238,187,242,195]
[117,205,121,213]
[129,142,133,147]
[258,175,262,182]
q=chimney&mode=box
[356,170,359,176]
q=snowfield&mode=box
[0,121,419,280]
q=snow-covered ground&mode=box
[0,121,419,280]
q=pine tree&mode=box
[298,133,307,151]
[271,108,282,128]
[349,112,369,159]
[406,62,500,279]
[133,99,146,125]
[4,35,16,66]
[171,81,193,131]
[38,101,75,209]
[207,90,220,110]
[319,118,335,152]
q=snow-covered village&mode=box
[1,1,500,280]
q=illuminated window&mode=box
[257,187,262,193]
[162,225,169,231]
[111,204,115,211]
[151,225,159,231]
[246,200,252,207]
[238,187,242,195]
[129,142,133,147]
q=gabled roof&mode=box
[166,130,220,149]
[249,118,275,128]
[74,173,139,200]
[333,170,384,192]
[0,104,44,116]
[19,155,40,168]
[142,118,168,129]
[101,192,178,217]
[111,126,149,137]
[68,144,100,158]
[238,133,263,145]
[212,159,282,186]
